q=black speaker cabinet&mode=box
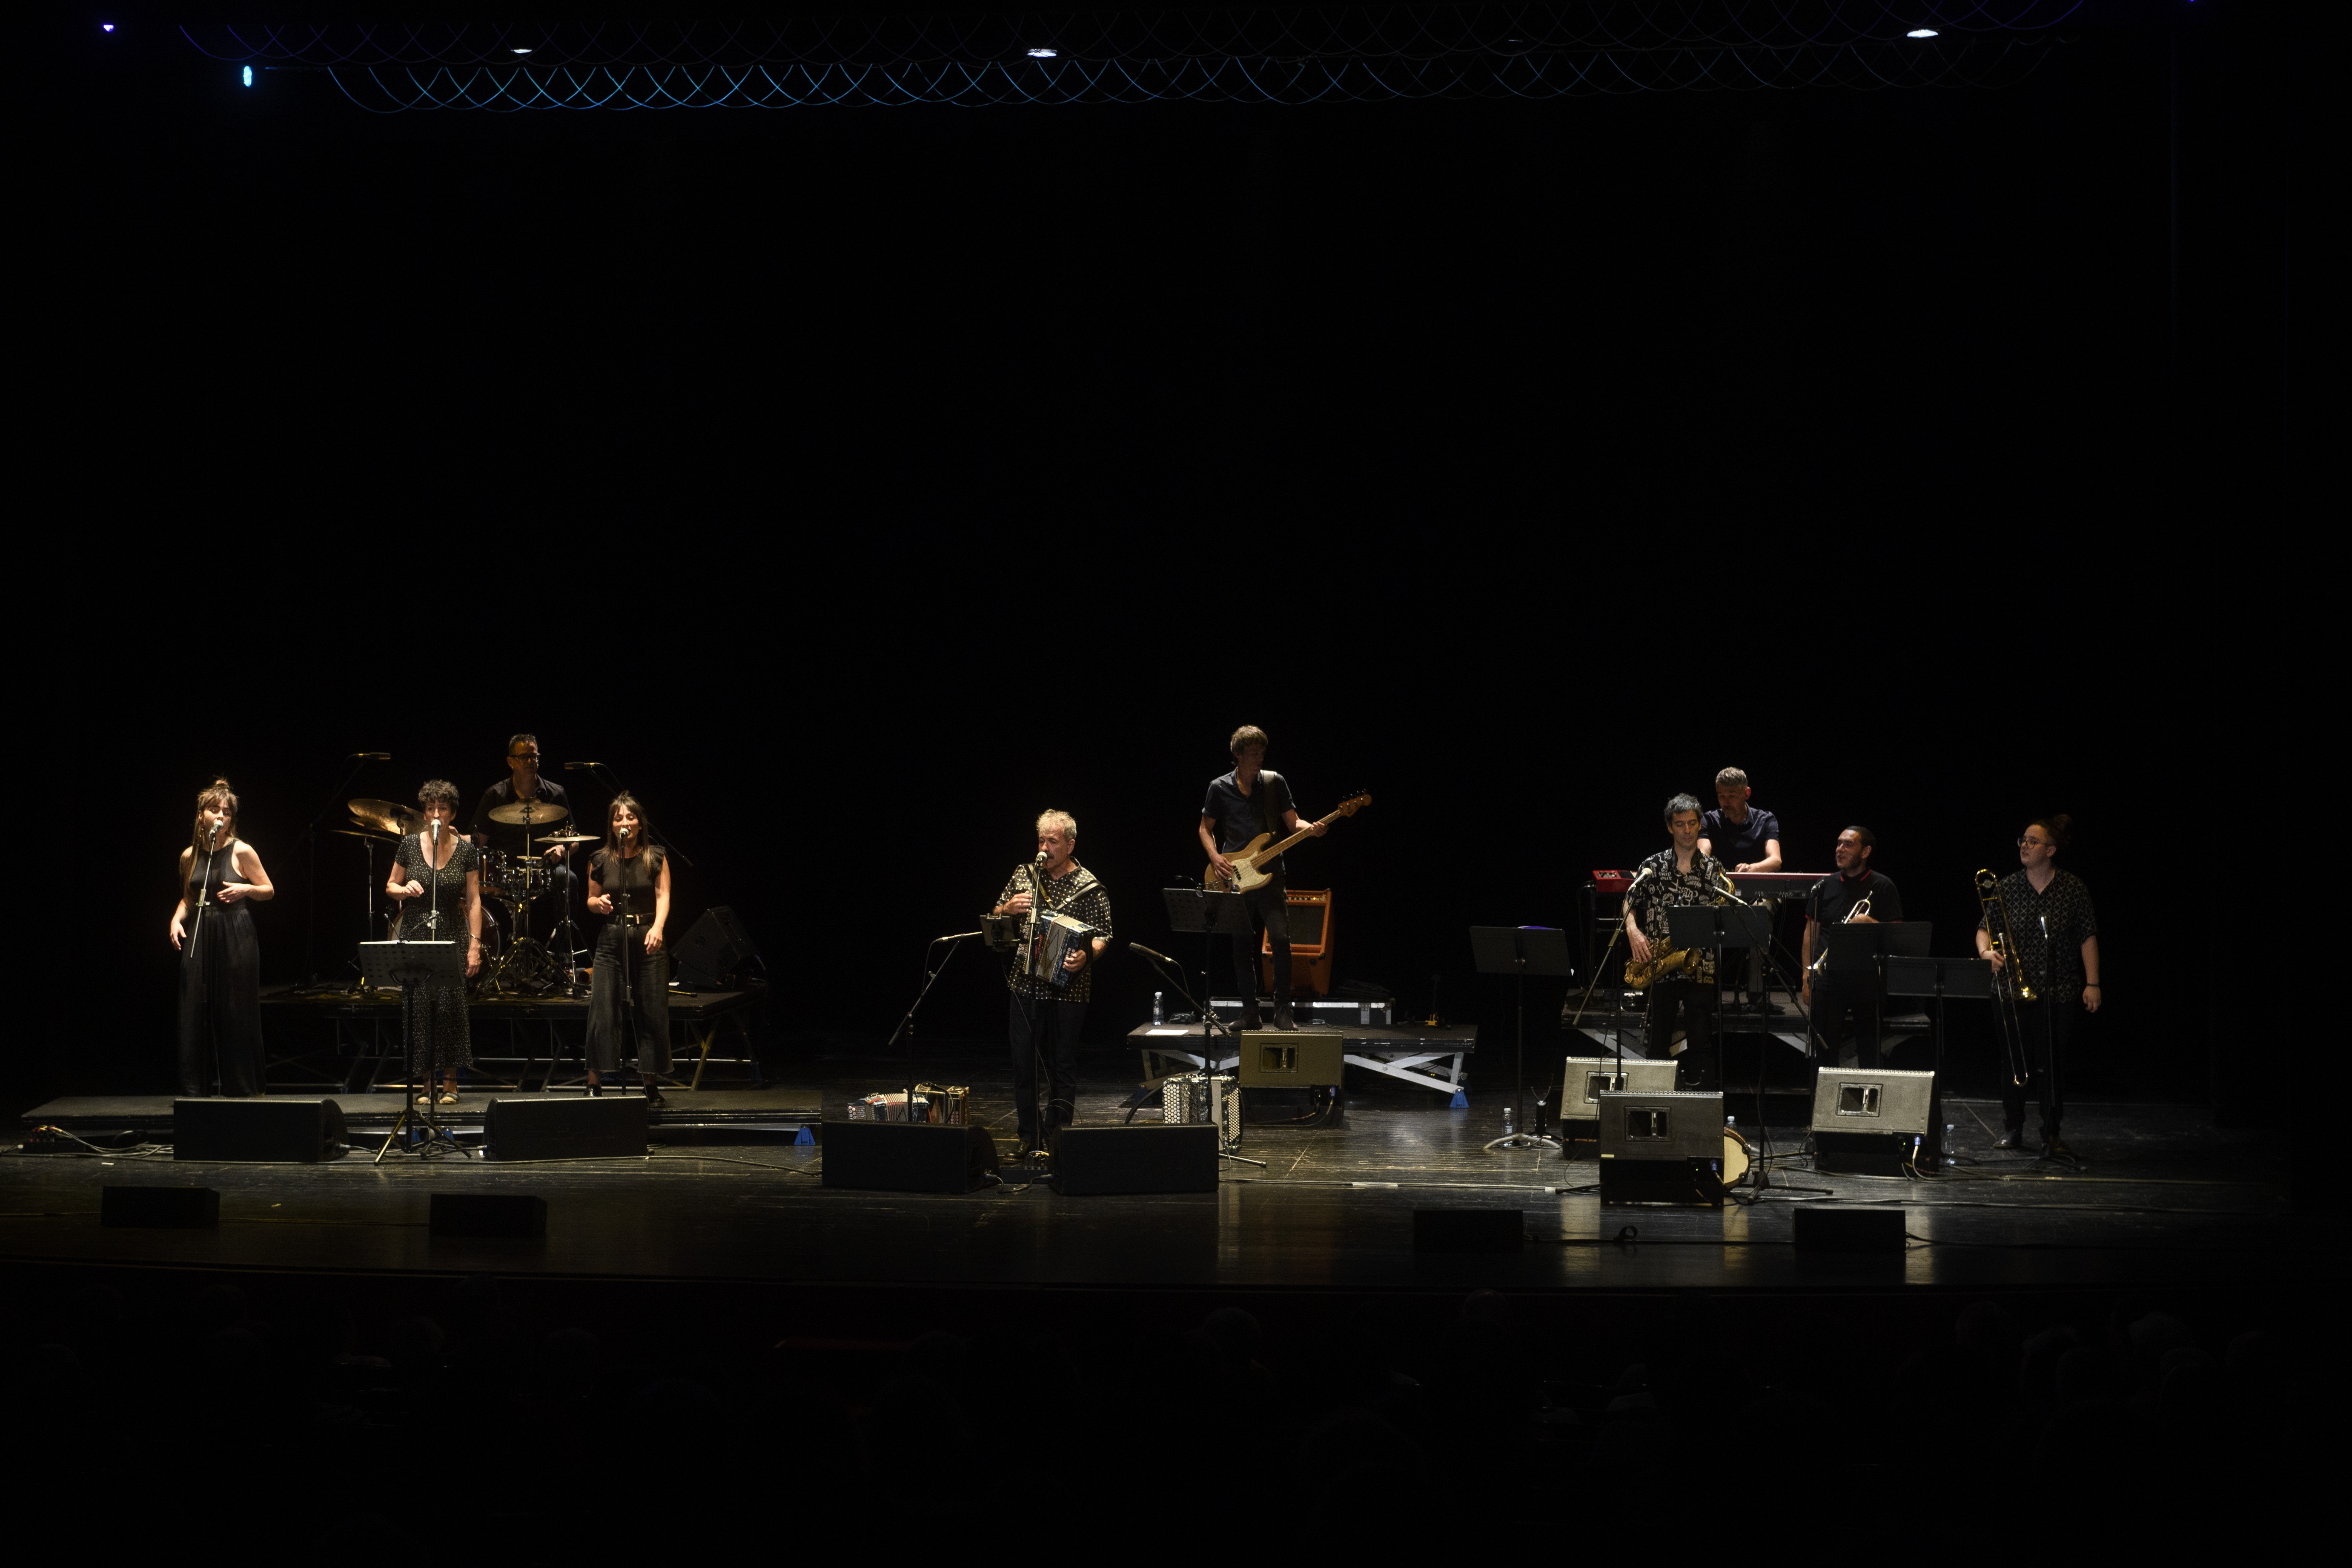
[1050,1124,1219,1195]
[430,1193,548,1238]
[173,1098,349,1163]
[484,1096,648,1161]
[822,1119,1000,1193]
[1413,1209,1524,1253]
[674,905,758,986]
[1793,1206,1908,1253]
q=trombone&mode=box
[1974,868,2032,1086]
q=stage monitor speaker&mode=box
[1413,1209,1524,1253]
[484,1096,648,1161]
[102,1186,218,1228]
[173,1098,348,1163]
[1597,1089,1727,1206]
[822,1119,999,1193]
[1809,1067,1935,1175]
[674,905,759,987]
[1560,1056,1679,1119]
[1792,1206,1907,1253]
[1237,1029,1345,1087]
[1050,1123,1218,1194]
[430,1192,547,1238]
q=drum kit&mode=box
[338,794,595,997]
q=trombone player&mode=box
[1976,815,2100,1160]
[1801,826,1903,1069]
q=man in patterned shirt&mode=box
[1624,794,1730,1091]
[1976,814,2101,1160]
[993,809,1112,1153]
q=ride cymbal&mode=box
[348,799,423,835]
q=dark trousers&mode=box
[587,924,672,1076]
[1010,992,1086,1141]
[1811,978,1882,1069]
[178,920,265,1098]
[1647,978,1718,1089]
[1228,880,1292,1017]
[1998,997,2074,1139]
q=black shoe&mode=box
[2041,1137,2074,1161]
[1240,1009,1264,1032]
[587,1081,603,1098]
[642,1085,667,1109]
[1272,1003,1297,1031]
[1993,1129,2028,1149]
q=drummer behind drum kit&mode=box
[337,795,596,998]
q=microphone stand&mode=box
[191,823,221,1093]
[1135,946,1264,1167]
[298,753,379,987]
[882,934,973,1120]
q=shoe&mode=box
[2041,1137,2074,1161]
[587,1081,603,1098]
[415,1093,432,1106]
[437,1090,458,1105]
[1239,1008,1263,1032]
[643,1086,667,1108]
[1272,1003,1297,1031]
[1993,1129,2028,1149]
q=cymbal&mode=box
[535,832,599,845]
[487,799,571,826]
[348,799,423,836]
[331,828,392,842]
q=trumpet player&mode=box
[1976,816,2100,1159]
[1802,826,1904,1068]
[1624,794,1729,1091]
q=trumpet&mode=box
[1806,893,1871,976]
[1974,868,2032,1086]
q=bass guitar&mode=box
[1203,792,1372,893]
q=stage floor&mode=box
[5,1081,2328,1295]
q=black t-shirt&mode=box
[1806,868,1903,928]
[590,845,664,918]
[470,777,574,855]
[1701,804,1781,869]
[1201,768,1295,855]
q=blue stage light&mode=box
[101,22,115,32]
[242,65,252,86]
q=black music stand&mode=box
[360,939,466,1164]
[1885,952,1989,1169]
[1472,926,1573,1152]
[1815,923,1933,1067]
[1162,887,1251,1032]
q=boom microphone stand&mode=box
[1133,943,1263,1167]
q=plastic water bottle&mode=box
[1942,1124,1958,1167]
[1502,1105,1515,1138]
[1153,991,1164,1024]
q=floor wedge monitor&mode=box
[484,1096,648,1161]
[1051,1123,1218,1194]
[1237,1029,1345,1087]
[1809,1067,1936,1175]
[1597,1089,1727,1206]
[822,1119,999,1193]
[174,1098,349,1163]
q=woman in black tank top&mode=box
[168,779,275,1097]
[585,792,673,1103]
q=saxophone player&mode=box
[1801,827,1905,1069]
[1624,795,1729,1091]
[1976,816,2100,1159]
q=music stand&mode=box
[1162,887,1251,1032]
[1885,952,1988,1169]
[1472,926,1573,1152]
[1816,923,1933,1068]
[360,939,466,1164]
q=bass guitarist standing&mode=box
[1199,726,1325,1030]
[1624,794,1728,1091]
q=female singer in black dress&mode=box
[385,780,484,1105]
[584,792,672,1104]
[168,779,274,1097]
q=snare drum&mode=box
[1722,1125,1755,1188]
[481,851,550,908]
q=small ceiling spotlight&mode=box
[101,22,116,32]
[1906,28,1939,37]
[241,65,253,86]
[512,48,533,54]
[1027,47,1057,57]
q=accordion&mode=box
[1026,911,1096,989]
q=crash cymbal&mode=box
[487,798,571,826]
[535,832,599,845]
[348,798,424,836]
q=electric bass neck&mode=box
[1203,792,1372,894]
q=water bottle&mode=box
[1153,991,1165,1024]
[1502,1104,1515,1138]
[1942,1124,1958,1167]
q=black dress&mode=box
[178,841,266,1097]
[587,845,670,1076]
[393,832,479,1078]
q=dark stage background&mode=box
[26,4,2298,1125]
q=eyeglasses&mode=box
[509,752,540,762]
[2016,837,2049,848]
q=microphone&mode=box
[564,762,604,771]
[1035,850,1048,863]
[1626,863,1657,889]
[1129,943,1179,967]
[350,752,390,760]
[936,930,984,943]
[432,818,442,844]
[617,825,632,839]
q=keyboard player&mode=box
[1698,767,1783,1010]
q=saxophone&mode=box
[1623,865,1724,991]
